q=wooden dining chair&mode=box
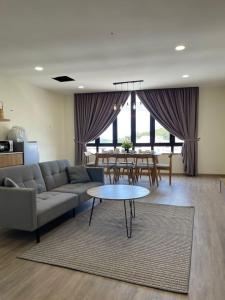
[156,153,173,185]
[84,151,95,166]
[134,154,158,186]
[111,154,135,184]
[95,153,114,184]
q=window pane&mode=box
[99,146,114,153]
[155,120,170,143]
[175,136,183,143]
[136,97,150,143]
[154,146,171,154]
[135,146,152,153]
[117,97,131,142]
[174,146,182,154]
[86,146,97,153]
[88,140,96,144]
[99,124,113,143]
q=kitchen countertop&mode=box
[0,152,23,155]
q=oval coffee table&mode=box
[87,185,150,238]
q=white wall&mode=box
[62,95,75,164]
[0,75,74,163]
[198,87,225,174]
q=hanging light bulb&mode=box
[133,103,136,110]
[113,104,117,111]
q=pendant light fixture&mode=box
[0,101,10,122]
[112,80,144,111]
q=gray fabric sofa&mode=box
[0,160,104,242]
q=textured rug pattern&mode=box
[20,202,194,293]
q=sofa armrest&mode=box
[86,167,104,183]
[0,187,37,231]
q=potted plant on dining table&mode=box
[121,139,133,153]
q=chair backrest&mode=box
[106,153,117,165]
[95,153,109,166]
[134,154,156,168]
[84,151,95,165]
[115,153,127,165]
[110,153,135,166]
[84,151,93,157]
[168,153,173,168]
[125,154,136,165]
[156,153,173,169]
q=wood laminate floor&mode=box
[0,176,225,300]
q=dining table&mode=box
[94,151,161,185]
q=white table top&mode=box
[87,184,150,201]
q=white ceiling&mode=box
[0,0,225,95]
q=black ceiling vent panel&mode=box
[52,76,75,82]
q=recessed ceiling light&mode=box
[175,45,186,51]
[78,85,84,89]
[34,66,44,71]
[182,74,190,78]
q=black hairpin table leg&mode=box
[89,197,96,226]
[132,199,135,218]
[124,200,133,238]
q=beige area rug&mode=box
[19,201,194,294]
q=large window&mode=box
[99,124,113,143]
[87,92,183,153]
[117,98,131,142]
[136,98,150,143]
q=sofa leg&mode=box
[36,229,40,243]
[72,208,76,218]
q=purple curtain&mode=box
[74,91,130,164]
[137,87,199,176]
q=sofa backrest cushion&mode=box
[39,160,70,191]
[66,166,91,183]
[0,164,46,193]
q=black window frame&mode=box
[87,91,183,152]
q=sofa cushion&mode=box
[53,181,103,203]
[36,191,79,227]
[0,164,46,193]
[66,166,91,184]
[39,160,70,191]
[4,177,20,188]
